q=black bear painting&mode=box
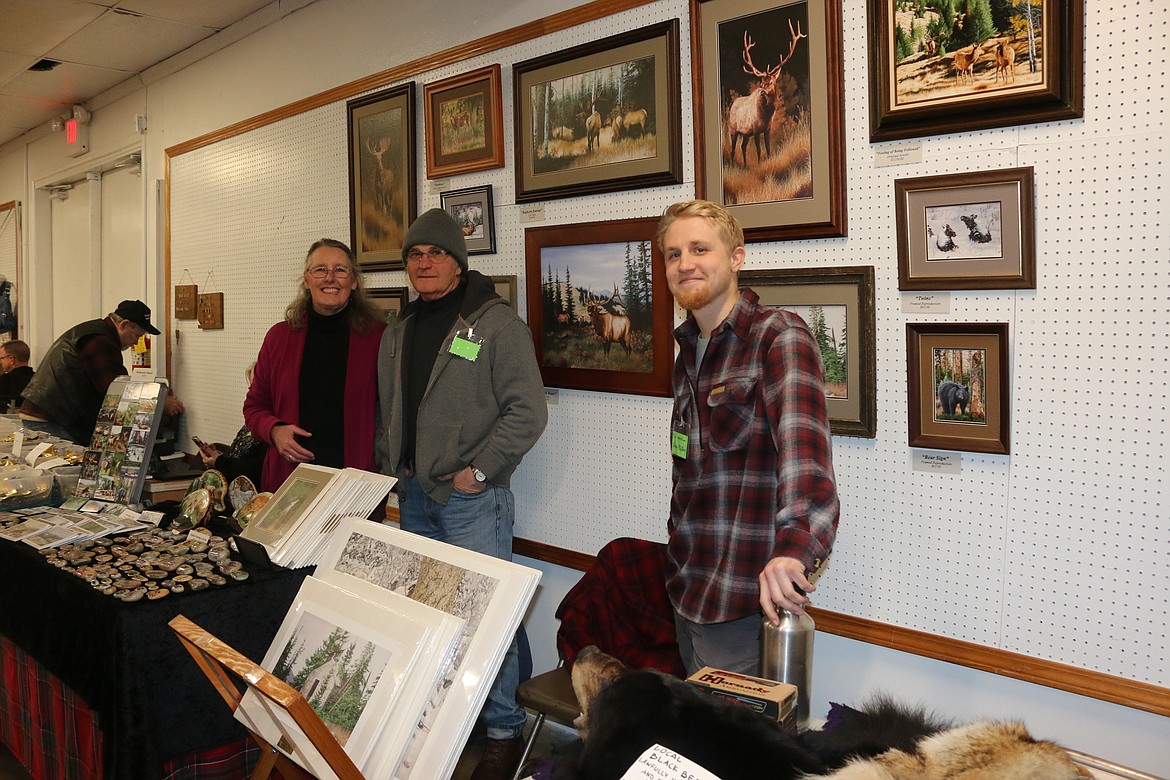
[937,380,971,417]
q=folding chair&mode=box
[512,537,685,779]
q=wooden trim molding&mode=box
[164,0,654,160]
[511,539,1169,718]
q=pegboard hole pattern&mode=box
[168,0,1168,689]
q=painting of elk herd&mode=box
[513,20,682,203]
[525,217,673,396]
[347,84,416,270]
[693,0,847,240]
[868,0,1083,140]
[423,65,505,179]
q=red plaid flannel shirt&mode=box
[667,288,840,624]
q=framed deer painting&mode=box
[867,0,1083,141]
[512,20,683,203]
[691,0,847,241]
[523,217,674,397]
[347,83,416,271]
[423,65,505,179]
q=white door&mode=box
[50,178,97,337]
[100,166,144,313]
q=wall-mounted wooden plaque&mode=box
[197,292,224,330]
[174,284,198,319]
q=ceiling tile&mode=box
[47,9,213,72]
[2,60,125,103]
[115,0,275,30]
[0,0,105,57]
[0,50,36,84]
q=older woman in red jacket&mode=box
[244,238,386,492]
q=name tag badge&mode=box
[671,418,690,459]
[450,327,484,362]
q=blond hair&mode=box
[656,200,744,255]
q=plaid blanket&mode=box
[555,537,685,677]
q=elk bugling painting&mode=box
[525,217,673,396]
[692,0,847,240]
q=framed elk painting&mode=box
[906,322,1010,455]
[691,0,847,241]
[423,65,505,179]
[523,217,673,396]
[867,0,1083,141]
[740,266,876,437]
[347,84,416,271]
[895,166,1035,290]
[513,19,683,203]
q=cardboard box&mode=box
[685,667,798,729]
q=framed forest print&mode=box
[423,64,505,179]
[348,84,416,271]
[741,266,876,437]
[513,19,683,202]
[906,322,1010,454]
[524,217,673,397]
[691,0,847,241]
[867,0,1083,141]
[368,286,411,325]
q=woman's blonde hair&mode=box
[656,200,744,255]
[284,238,384,332]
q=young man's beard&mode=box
[672,283,713,312]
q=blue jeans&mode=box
[399,474,526,740]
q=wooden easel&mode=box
[169,615,364,780]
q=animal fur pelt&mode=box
[554,646,1088,780]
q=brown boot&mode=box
[469,735,525,780]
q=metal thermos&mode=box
[759,609,814,726]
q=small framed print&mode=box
[906,322,1010,455]
[895,166,1035,291]
[490,275,517,311]
[368,286,411,326]
[423,64,505,179]
[440,184,495,255]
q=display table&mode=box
[0,534,311,779]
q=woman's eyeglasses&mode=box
[306,265,353,278]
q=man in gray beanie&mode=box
[378,208,547,780]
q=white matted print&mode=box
[235,576,463,779]
[316,519,541,780]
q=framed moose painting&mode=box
[524,217,673,397]
[867,0,1083,141]
[691,0,847,241]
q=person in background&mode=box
[195,362,266,486]
[0,339,34,412]
[657,200,840,676]
[376,209,548,780]
[20,300,184,444]
[244,238,385,492]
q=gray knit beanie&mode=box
[402,208,469,271]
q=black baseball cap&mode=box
[115,299,161,335]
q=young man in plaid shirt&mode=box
[658,200,840,676]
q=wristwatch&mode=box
[470,465,488,483]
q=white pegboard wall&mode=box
[167,0,1169,693]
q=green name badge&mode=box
[671,430,689,459]
[450,336,482,361]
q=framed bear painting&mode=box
[906,322,1010,455]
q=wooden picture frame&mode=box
[440,184,496,255]
[867,0,1083,142]
[524,217,673,397]
[347,84,416,271]
[423,65,505,179]
[895,166,1035,290]
[691,0,847,241]
[906,322,1010,455]
[512,19,682,203]
[368,286,410,326]
[490,274,517,311]
[740,266,876,437]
